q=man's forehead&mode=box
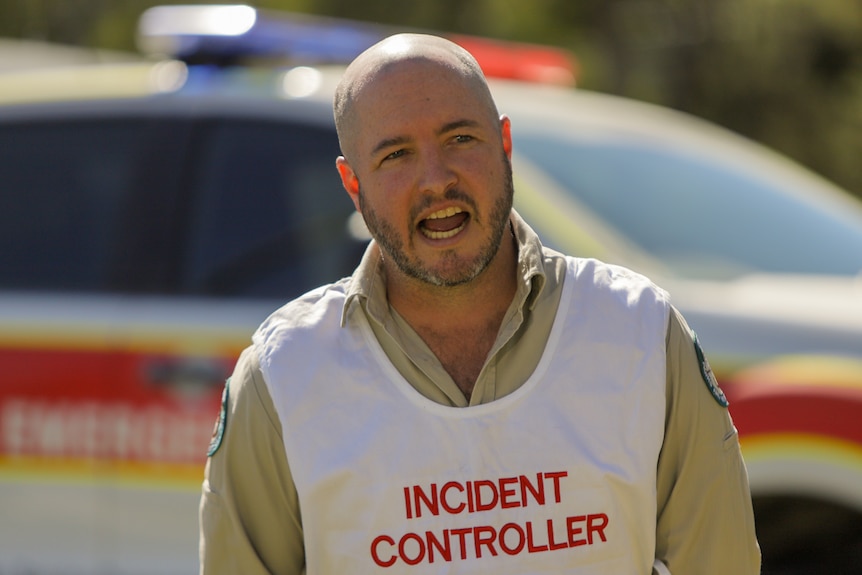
[346,60,484,130]
[364,57,463,94]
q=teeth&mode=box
[420,206,466,239]
[425,207,462,220]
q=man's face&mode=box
[338,59,514,287]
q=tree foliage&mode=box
[2,0,861,198]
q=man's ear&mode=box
[336,157,361,211]
[500,115,513,160]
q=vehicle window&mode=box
[181,118,366,299]
[0,118,180,293]
[516,133,862,279]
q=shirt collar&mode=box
[341,209,548,327]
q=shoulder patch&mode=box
[693,334,729,408]
[207,379,230,457]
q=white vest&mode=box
[255,257,670,574]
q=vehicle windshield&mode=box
[516,132,862,280]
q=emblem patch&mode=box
[693,334,728,408]
[207,379,230,457]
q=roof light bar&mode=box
[137,4,578,85]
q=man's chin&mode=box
[413,255,492,288]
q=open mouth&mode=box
[419,207,469,240]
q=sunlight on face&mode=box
[358,154,514,287]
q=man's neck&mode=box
[385,232,519,398]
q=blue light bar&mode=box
[137,4,386,64]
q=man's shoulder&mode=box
[564,255,670,307]
[538,246,656,282]
[253,278,352,347]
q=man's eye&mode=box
[384,149,406,161]
[454,135,473,143]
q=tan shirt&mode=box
[199,212,760,574]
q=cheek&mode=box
[359,182,405,224]
[363,171,415,208]
[455,150,502,181]
[380,164,419,192]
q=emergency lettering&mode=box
[2,399,212,463]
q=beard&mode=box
[359,154,515,287]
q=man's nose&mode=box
[417,147,457,195]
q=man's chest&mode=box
[418,323,500,399]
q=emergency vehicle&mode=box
[1,5,861,573]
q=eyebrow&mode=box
[370,119,483,157]
[371,135,410,157]
[438,119,482,135]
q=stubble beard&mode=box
[359,155,515,288]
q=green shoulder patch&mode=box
[693,334,729,408]
[207,378,230,457]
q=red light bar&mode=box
[450,35,578,87]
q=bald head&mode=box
[334,33,499,162]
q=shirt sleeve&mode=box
[199,346,305,575]
[655,307,761,573]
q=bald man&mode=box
[199,34,760,574]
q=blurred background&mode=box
[2,0,862,202]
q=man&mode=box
[199,34,760,574]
